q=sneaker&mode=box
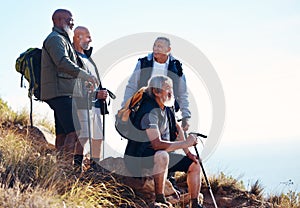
[189,201,205,208]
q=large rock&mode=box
[14,125,56,154]
[99,157,180,203]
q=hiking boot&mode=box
[154,194,173,208]
[73,154,83,170]
[189,202,205,208]
[189,198,205,208]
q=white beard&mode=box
[63,25,74,40]
[80,41,90,50]
[163,95,175,107]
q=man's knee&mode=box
[188,161,201,174]
[154,150,169,166]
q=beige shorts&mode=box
[77,107,103,140]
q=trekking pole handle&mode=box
[96,86,116,100]
[188,132,207,138]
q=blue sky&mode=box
[1,0,299,193]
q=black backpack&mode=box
[15,48,42,127]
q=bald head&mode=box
[74,26,89,36]
[52,9,74,30]
[73,26,92,53]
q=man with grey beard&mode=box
[41,9,96,167]
[124,76,203,208]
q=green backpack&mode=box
[15,48,42,126]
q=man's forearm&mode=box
[151,138,191,152]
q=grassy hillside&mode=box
[0,98,299,208]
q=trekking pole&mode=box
[29,96,33,128]
[188,132,218,208]
[102,100,106,160]
[87,91,92,159]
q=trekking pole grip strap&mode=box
[188,132,207,138]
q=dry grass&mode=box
[36,117,55,134]
[267,191,300,208]
[249,180,264,200]
[0,184,63,208]
[0,99,29,126]
[0,97,147,207]
[0,98,54,133]
[209,171,245,193]
[0,127,146,207]
[0,130,69,190]
[0,125,148,207]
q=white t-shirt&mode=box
[151,57,169,77]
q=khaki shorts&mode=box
[77,107,103,140]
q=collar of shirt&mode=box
[152,55,170,66]
[77,52,88,59]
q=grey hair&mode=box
[155,37,171,47]
[146,75,173,98]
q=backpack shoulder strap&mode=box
[138,57,153,89]
[166,107,178,141]
[139,56,152,69]
[169,59,183,77]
